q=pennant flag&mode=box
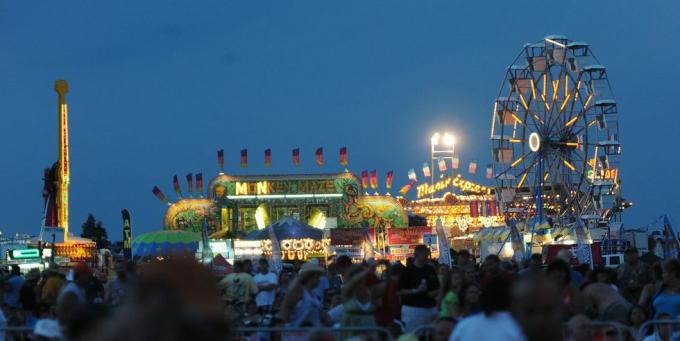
[486,165,493,179]
[361,170,369,189]
[452,155,460,169]
[408,168,418,182]
[292,148,300,166]
[399,180,416,196]
[663,215,679,259]
[195,173,203,195]
[151,186,167,202]
[574,219,594,268]
[264,149,272,167]
[468,161,477,174]
[422,162,431,178]
[122,209,132,259]
[340,147,348,167]
[370,170,378,189]
[438,158,447,173]
[185,173,193,194]
[173,175,182,195]
[316,148,324,166]
[240,149,248,168]
[509,221,525,263]
[436,218,452,266]
[385,171,394,190]
[217,149,224,170]
[268,221,283,273]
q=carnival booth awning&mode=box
[132,230,200,258]
[243,217,323,241]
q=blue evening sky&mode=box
[1,1,678,239]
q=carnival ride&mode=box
[491,35,622,227]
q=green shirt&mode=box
[440,291,460,318]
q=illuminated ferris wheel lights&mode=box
[559,94,572,113]
[511,155,526,168]
[563,160,577,171]
[519,94,529,110]
[565,116,579,127]
[583,94,593,109]
[530,79,537,100]
[528,133,541,152]
[517,172,528,189]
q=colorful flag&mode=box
[240,149,248,168]
[399,180,416,196]
[361,170,369,189]
[185,173,193,194]
[408,168,418,182]
[663,215,679,259]
[217,149,224,170]
[452,155,460,169]
[438,158,447,172]
[195,173,203,195]
[316,148,324,166]
[121,209,132,259]
[486,165,493,179]
[370,170,378,189]
[292,148,300,166]
[385,171,393,190]
[468,161,477,174]
[422,162,431,177]
[151,186,167,202]
[264,149,272,167]
[173,175,181,195]
[340,147,348,167]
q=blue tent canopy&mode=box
[244,216,323,240]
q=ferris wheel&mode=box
[490,35,622,223]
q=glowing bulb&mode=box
[443,133,455,146]
[431,133,441,145]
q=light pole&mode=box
[430,132,456,197]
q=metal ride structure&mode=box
[490,35,622,232]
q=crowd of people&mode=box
[0,245,679,340]
[216,245,680,340]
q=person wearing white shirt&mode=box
[253,259,278,313]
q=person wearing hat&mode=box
[56,263,91,324]
[279,262,328,327]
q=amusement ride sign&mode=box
[416,174,492,199]
[233,179,337,196]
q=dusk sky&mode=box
[1,1,678,239]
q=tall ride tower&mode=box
[55,80,70,241]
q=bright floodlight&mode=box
[443,133,455,146]
[431,132,441,145]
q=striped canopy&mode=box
[132,230,201,258]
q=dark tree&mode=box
[81,213,110,249]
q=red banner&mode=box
[387,227,432,245]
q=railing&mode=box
[562,321,631,341]
[1,326,34,341]
[636,320,680,341]
[233,326,393,341]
